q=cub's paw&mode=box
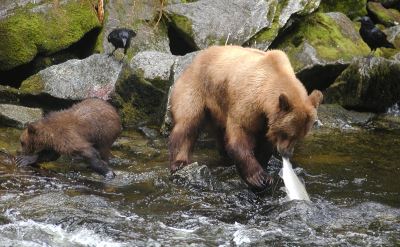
[15,154,39,167]
[170,160,188,174]
[245,169,274,191]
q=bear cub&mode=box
[16,98,122,179]
[169,45,323,190]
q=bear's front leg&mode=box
[75,145,115,179]
[225,123,274,190]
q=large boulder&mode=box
[113,50,197,128]
[367,1,400,27]
[325,57,400,112]
[0,0,101,71]
[276,12,370,90]
[166,0,272,49]
[97,0,170,57]
[0,104,42,128]
[19,54,123,101]
[245,0,321,50]
[318,0,367,19]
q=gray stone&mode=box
[172,162,219,190]
[101,0,170,56]
[0,104,43,128]
[19,54,123,101]
[166,0,273,49]
[317,104,375,130]
[325,57,400,112]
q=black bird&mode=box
[358,16,395,55]
[107,28,136,57]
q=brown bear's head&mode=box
[20,122,43,154]
[267,90,323,158]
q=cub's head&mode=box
[20,123,42,154]
[266,90,323,158]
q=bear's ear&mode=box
[279,93,291,112]
[27,123,36,135]
[309,90,323,108]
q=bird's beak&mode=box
[354,17,362,22]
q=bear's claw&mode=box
[246,170,274,190]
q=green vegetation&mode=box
[0,0,100,71]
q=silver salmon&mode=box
[279,157,311,202]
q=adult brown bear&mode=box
[169,46,323,190]
[16,98,121,179]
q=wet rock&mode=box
[277,12,370,90]
[98,0,170,57]
[370,113,400,130]
[325,57,400,112]
[384,25,400,48]
[172,162,219,190]
[367,1,400,27]
[317,104,375,130]
[318,0,367,19]
[0,104,42,128]
[0,0,100,71]
[19,54,122,101]
[166,0,273,49]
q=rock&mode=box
[97,0,170,57]
[0,85,19,104]
[172,162,219,190]
[19,54,123,101]
[384,25,400,48]
[0,104,42,128]
[317,104,375,130]
[367,1,400,27]
[276,12,370,90]
[325,57,400,112]
[318,0,367,19]
[166,0,273,49]
[0,0,101,71]
[161,52,198,135]
[113,50,198,128]
[247,0,321,50]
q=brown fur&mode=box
[169,45,323,189]
[18,98,122,178]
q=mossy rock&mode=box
[276,12,370,89]
[98,0,170,58]
[0,0,101,71]
[247,0,321,49]
[367,1,400,27]
[318,0,367,19]
[0,104,43,129]
[325,57,400,112]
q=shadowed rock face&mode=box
[0,104,42,129]
[19,54,123,101]
[325,56,400,112]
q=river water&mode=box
[0,127,399,246]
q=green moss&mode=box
[277,12,370,71]
[246,0,283,46]
[367,2,400,27]
[19,74,45,94]
[0,0,100,71]
[318,0,367,19]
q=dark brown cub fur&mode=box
[16,98,122,178]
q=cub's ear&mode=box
[27,123,36,135]
[279,93,291,112]
[309,90,323,108]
